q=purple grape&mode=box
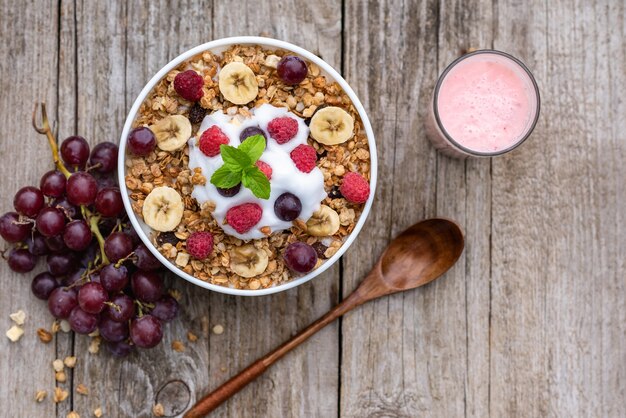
[0,212,31,243]
[13,186,44,217]
[45,234,67,253]
[95,187,124,218]
[40,170,67,198]
[104,232,133,262]
[48,287,78,319]
[283,242,317,273]
[122,223,140,247]
[79,242,99,267]
[277,56,308,85]
[105,340,135,357]
[239,126,267,143]
[274,192,302,221]
[99,316,129,342]
[7,248,37,273]
[131,270,164,303]
[78,282,108,314]
[100,263,129,293]
[128,127,156,156]
[47,253,76,276]
[31,272,60,300]
[89,142,118,173]
[66,172,98,206]
[95,174,118,191]
[104,294,135,323]
[150,296,179,322]
[36,207,66,237]
[130,315,163,348]
[62,268,86,288]
[216,183,241,197]
[51,197,78,219]
[63,220,92,251]
[99,217,117,237]
[68,306,99,334]
[133,243,162,271]
[26,232,49,256]
[60,136,90,169]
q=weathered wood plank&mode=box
[0,1,60,418]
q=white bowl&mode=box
[118,36,377,296]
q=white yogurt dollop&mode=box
[188,104,327,240]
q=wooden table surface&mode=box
[1,1,624,417]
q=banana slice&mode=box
[309,106,354,145]
[230,244,268,278]
[149,115,192,151]
[306,205,340,236]
[218,62,259,105]
[142,186,184,232]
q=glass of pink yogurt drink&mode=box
[426,50,540,158]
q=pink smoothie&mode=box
[436,53,538,153]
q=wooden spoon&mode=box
[184,218,464,418]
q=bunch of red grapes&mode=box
[0,105,178,356]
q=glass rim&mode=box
[432,49,541,157]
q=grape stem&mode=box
[82,206,109,265]
[32,102,72,179]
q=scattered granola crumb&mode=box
[88,329,100,337]
[152,403,165,417]
[172,340,185,352]
[37,328,53,343]
[51,320,61,334]
[67,411,80,418]
[6,325,24,342]
[55,371,67,383]
[35,390,47,402]
[168,288,182,301]
[187,331,198,342]
[88,336,101,354]
[60,320,71,333]
[76,384,89,395]
[212,324,224,335]
[53,387,69,403]
[64,356,77,368]
[52,359,65,372]
[93,407,103,417]
[9,309,26,325]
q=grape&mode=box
[282,242,317,273]
[40,170,67,198]
[95,187,124,218]
[26,232,49,256]
[51,197,79,219]
[36,207,66,237]
[95,174,118,191]
[68,306,99,334]
[78,282,108,314]
[0,212,31,243]
[79,242,98,267]
[47,253,76,276]
[63,268,86,288]
[105,340,135,357]
[277,56,308,85]
[216,183,241,197]
[128,127,156,156]
[7,248,37,273]
[31,272,60,300]
[13,186,45,217]
[63,220,93,251]
[133,243,162,271]
[131,271,164,303]
[48,287,78,319]
[123,223,140,247]
[99,316,129,342]
[60,136,90,168]
[274,192,302,221]
[150,296,179,322]
[239,126,267,143]
[45,234,67,253]
[89,142,118,173]
[104,293,135,322]
[90,271,102,284]
[100,263,129,293]
[66,172,98,206]
[130,315,163,348]
[99,217,118,237]
[104,232,133,262]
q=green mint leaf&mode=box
[241,166,271,200]
[238,135,266,163]
[210,165,242,188]
[220,144,251,168]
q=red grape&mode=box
[63,268,86,288]
[100,263,129,293]
[45,234,68,253]
[89,142,118,173]
[40,170,67,198]
[277,56,308,85]
[66,172,98,206]
[48,287,78,319]
[274,192,302,221]
[26,232,49,256]
[95,174,118,191]
[78,282,108,314]
[68,306,99,334]
[283,242,317,273]
[133,243,162,271]
[130,315,163,348]
[60,136,90,168]
[150,296,179,322]
[63,220,93,251]
[104,231,133,262]
[36,207,66,237]
[51,197,79,219]
[105,340,135,357]
[131,270,164,303]
[104,293,135,322]
[31,272,60,300]
[95,187,124,218]
[7,248,37,273]
[99,316,129,342]
[13,186,44,217]
[47,253,76,276]
[0,211,32,243]
[128,127,156,156]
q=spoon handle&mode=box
[184,291,364,418]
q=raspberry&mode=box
[199,126,229,157]
[188,103,207,124]
[267,117,298,144]
[256,160,272,180]
[186,231,214,259]
[290,144,317,173]
[174,70,204,101]
[226,203,263,234]
[339,172,370,204]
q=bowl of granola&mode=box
[119,36,376,296]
